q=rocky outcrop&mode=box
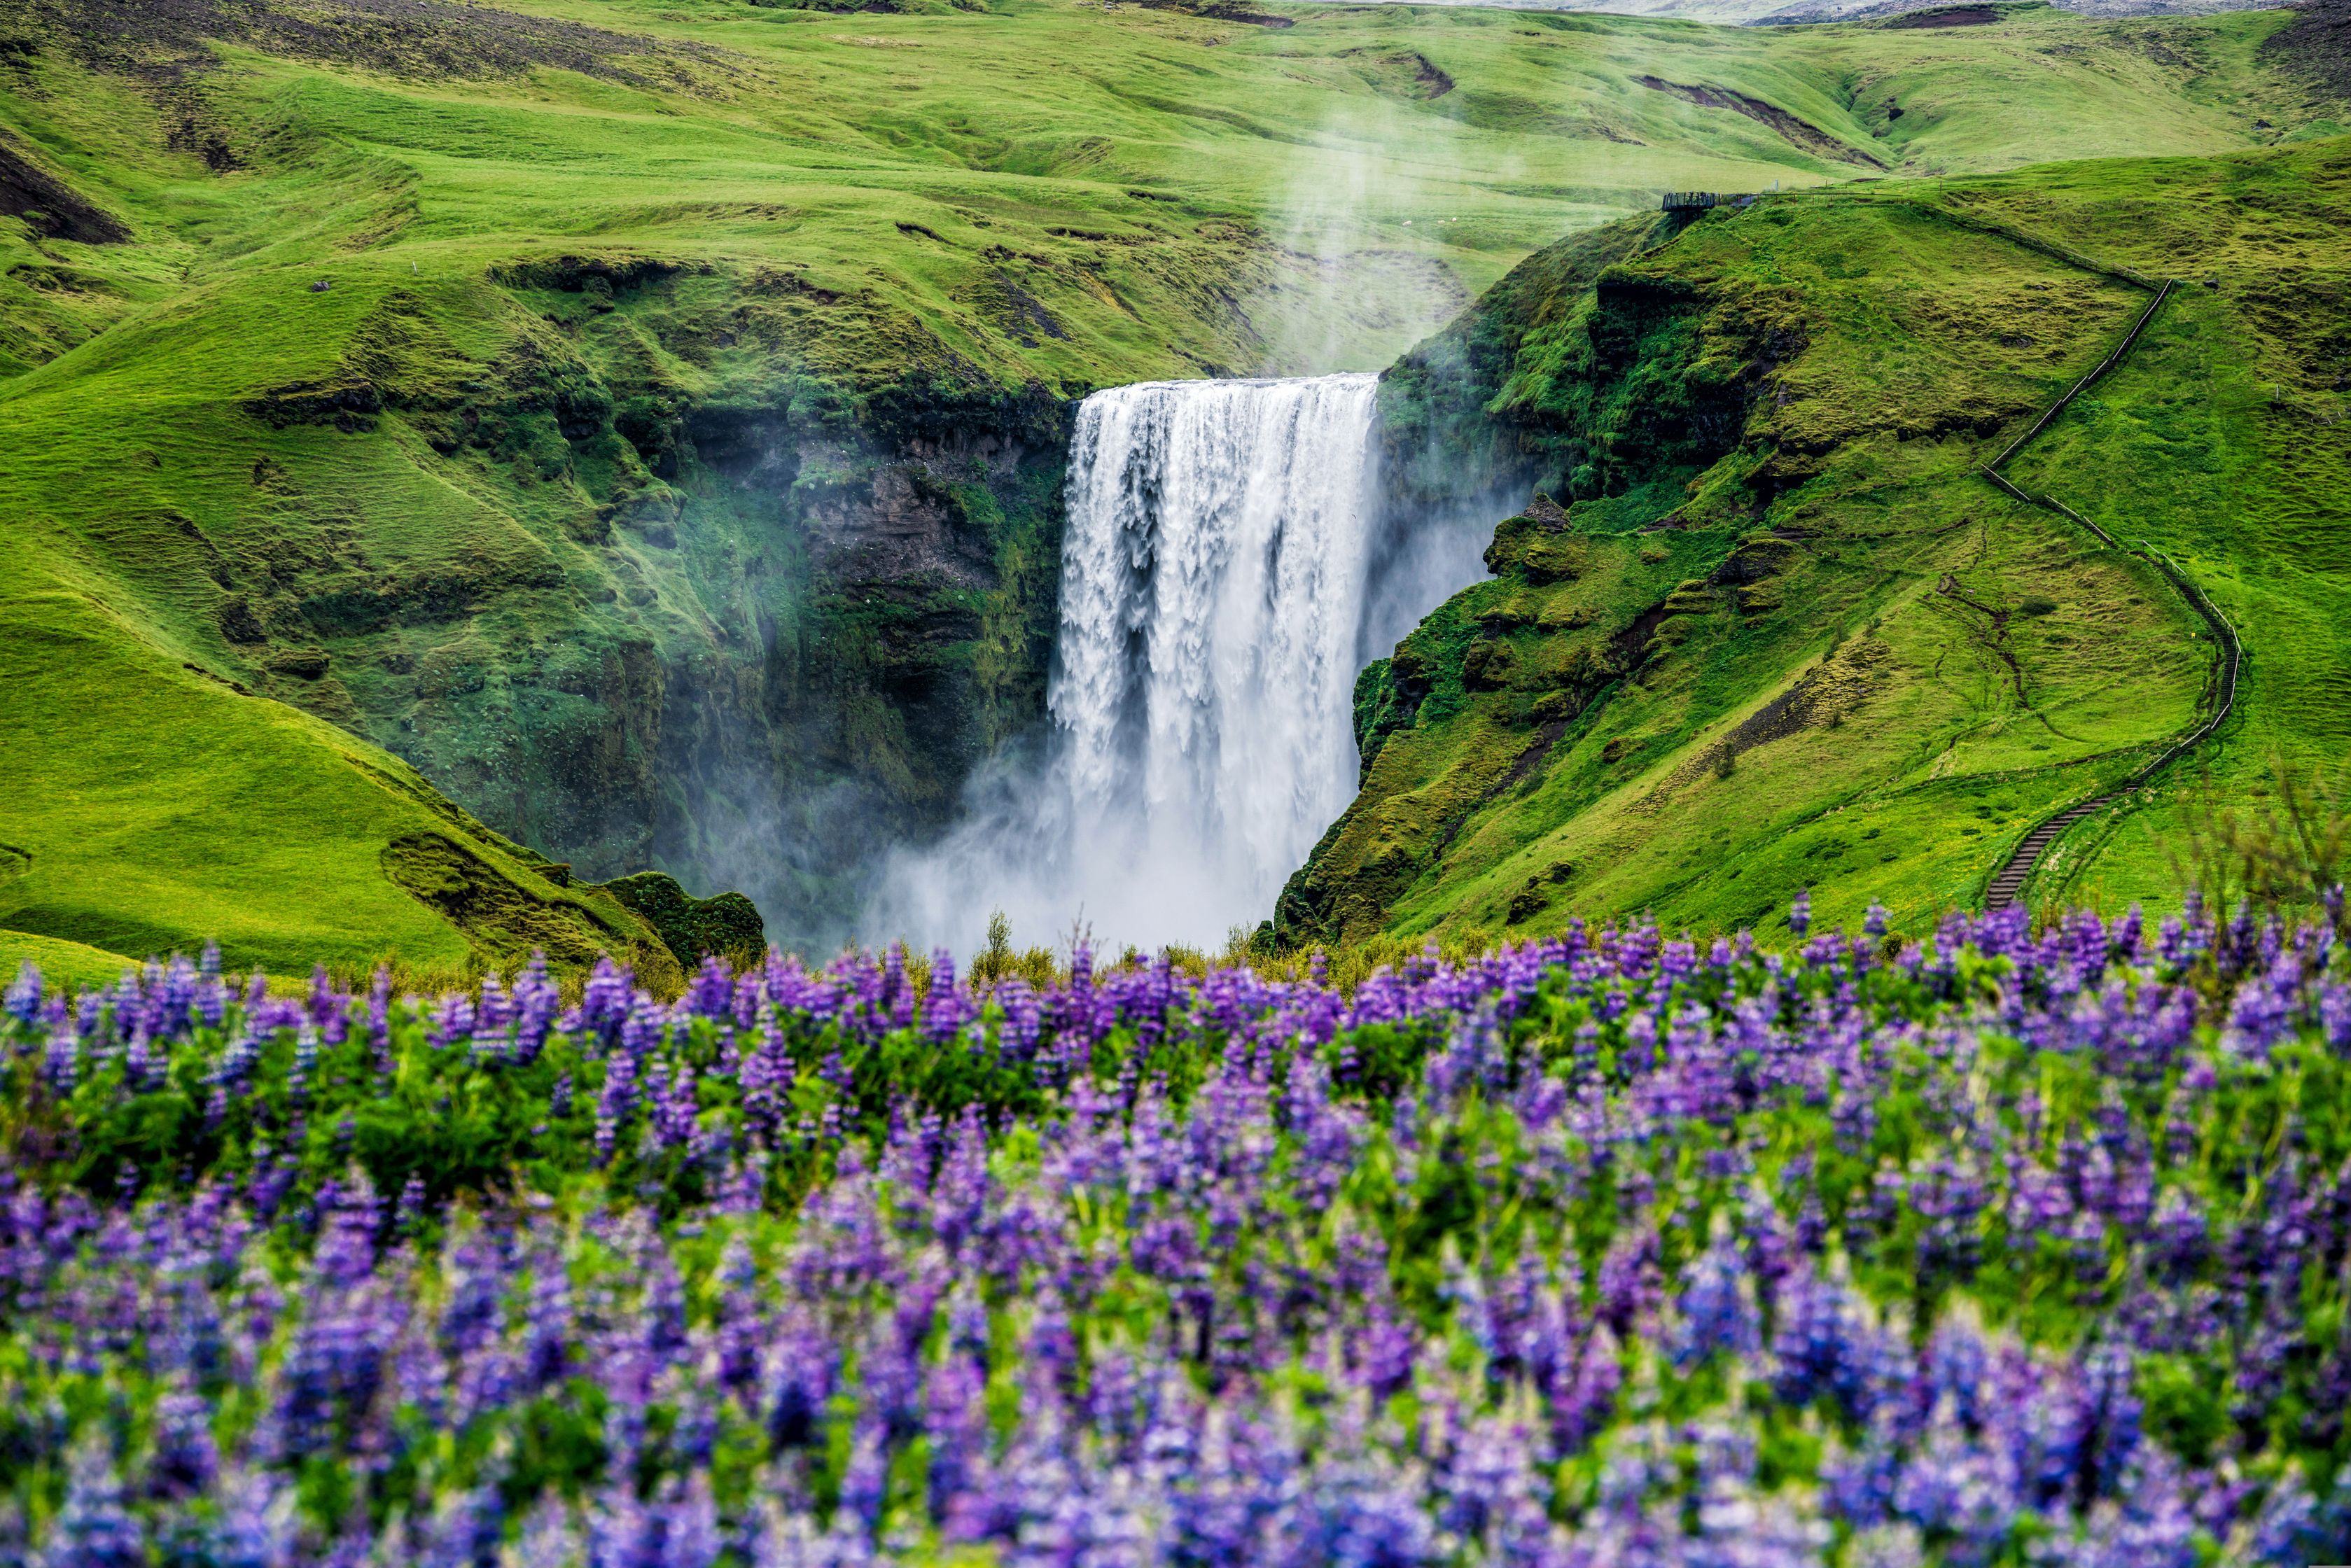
[379,831,685,990]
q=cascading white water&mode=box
[870,374,1381,952]
[1058,374,1381,923]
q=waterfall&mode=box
[870,373,1382,952]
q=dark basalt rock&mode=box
[0,136,129,244]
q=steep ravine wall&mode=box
[635,390,1073,953]
[229,260,1075,955]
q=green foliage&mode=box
[601,872,769,972]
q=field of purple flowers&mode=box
[5,895,2351,1566]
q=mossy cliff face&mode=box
[225,259,1073,953]
[1281,140,2351,946]
[1373,218,1672,518]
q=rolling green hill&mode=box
[0,0,2338,973]
[1274,132,2351,947]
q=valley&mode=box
[8,4,2351,1562]
[0,0,2343,976]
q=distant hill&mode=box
[1334,0,2287,26]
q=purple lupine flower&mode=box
[1552,1326,1623,1453]
[1596,1224,1662,1336]
[1771,1269,1875,1419]
[421,1484,504,1568]
[202,1466,296,1568]
[837,1419,888,1536]
[148,1389,220,1498]
[439,1224,505,1355]
[1673,1226,1759,1368]
[522,1247,573,1390]
[688,955,734,1021]
[589,1480,660,1568]
[5,961,41,1027]
[598,1047,639,1166]
[2064,1450,2198,1568]
[41,1443,145,1568]
[2248,1466,2351,1566]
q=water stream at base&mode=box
[868,373,1383,953]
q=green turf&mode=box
[0,575,695,981]
[0,0,2336,967]
[0,930,139,994]
[1276,135,2351,948]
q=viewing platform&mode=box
[1661,190,1759,212]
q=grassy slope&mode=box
[1971,147,2351,910]
[0,930,144,992]
[0,0,2329,971]
[0,576,690,983]
[1277,134,2351,947]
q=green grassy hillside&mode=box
[1274,134,2351,948]
[0,582,706,984]
[0,0,2335,969]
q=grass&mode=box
[0,577,690,981]
[1974,148,2351,913]
[0,0,2336,970]
[0,929,138,993]
[1281,134,2351,947]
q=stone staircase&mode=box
[1983,795,2113,912]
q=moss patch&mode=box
[599,870,767,974]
